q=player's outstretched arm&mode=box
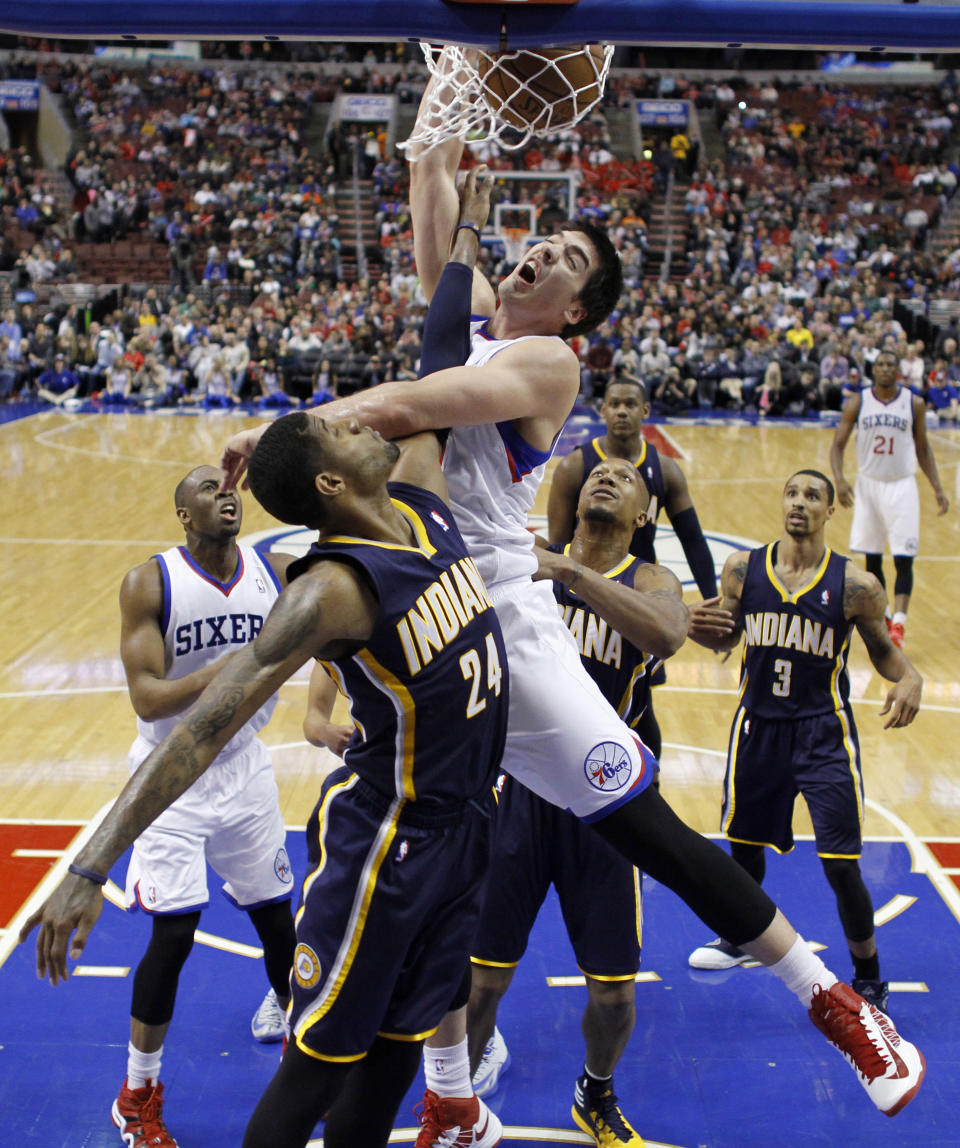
[687,551,746,651]
[19,564,376,982]
[534,549,689,660]
[845,563,923,728]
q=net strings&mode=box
[401,42,614,155]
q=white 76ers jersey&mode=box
[442,321,566,590]
[136,543,283,754]
[855,385,917,482]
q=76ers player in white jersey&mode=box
[831,347,949,648]
[220,132,927,1131]
[111,466,296,1148]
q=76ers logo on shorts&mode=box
[274,847,293,884]
[584,741,633,791]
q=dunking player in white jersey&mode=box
[220,101,926,1136]
[831,347,949,648]
[110,466,297,1148]
[442,326,561,587]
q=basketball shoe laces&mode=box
[130,1083,173,1145]
[585,1084,636,1142]
[809,984,890,1081]
[413,1091,475,1147]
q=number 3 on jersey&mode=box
[460,632,504,718]
[772,657,792,697]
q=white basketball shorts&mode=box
[124,735,294,914]
[850,472,920,557]
[492,578,656,822]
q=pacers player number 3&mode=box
[772,658,792,697]
[460,633,504,718]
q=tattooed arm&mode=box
[844,561,923,729]
[533,547,689,660]
[19,561,378,984]
[687,550,748,652]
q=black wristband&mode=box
[68,862,108,886]
[455,222,482,241]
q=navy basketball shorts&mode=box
[288,767,495,1061]
[471,776,641,978]
[722,708,864,857]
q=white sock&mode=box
[893,611,907,626]
[424,1037,473,1098]
[769,936,839,1009]
[126,1041,162,1090]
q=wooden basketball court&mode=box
[2,405,960,1146]
[2,407,957,840]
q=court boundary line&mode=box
[0,798,116,973]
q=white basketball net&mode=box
[401,42,614,155]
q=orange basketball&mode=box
[477,45,607,135]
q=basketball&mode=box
[476,45,607,135]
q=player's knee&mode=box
[821,857,865,897]
[248,900,295,950]
[863,553,885,585]
[149,910,200,968]
[131,911,201,1025]
[585,976,636,1010]
[893,554,914,598]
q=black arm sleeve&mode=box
[671,506,718,599]
[417,260,475,448]
[419,261,474,378]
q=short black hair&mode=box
[560,219,623,340]
[787,468,835,506]
[248,412,330,528]
[603,376,647,402]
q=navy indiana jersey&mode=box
[552,545,660,729]
[288,482,508,806]
[577,437,665,561]
[738,543,853,720]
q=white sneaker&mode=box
[251,988,287,1043]
[472,1027,511,1098]
[809,981,926,1116]
[688,937,751,970]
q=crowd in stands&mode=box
[0,45,959,422]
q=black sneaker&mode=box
[852,977,890,1014]
[572,1074,644,1146]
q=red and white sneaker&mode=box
[111,1078,179,1146]
[886,618,906,649]
[809,982,925,1116]
[414,1090,503,1147]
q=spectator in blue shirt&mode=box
[37,354,80,405]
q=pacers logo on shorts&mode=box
[584,741,633,791]
[294,942,322,988]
